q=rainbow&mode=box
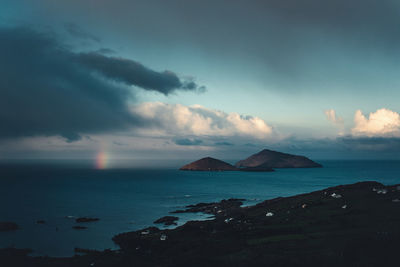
[95,151,108,169]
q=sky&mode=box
[1,0,400,165]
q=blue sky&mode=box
[1,0,400,163]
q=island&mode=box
[2,181,400,266]
[235,149,322,169]
[179,157,238,171]
[179,149,320,172]
[179,156,275,172]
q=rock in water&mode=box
[75,217,99,223]
[0,222,19,232]
[235,149,322,169]
[180,157,237,171]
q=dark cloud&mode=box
[65,23,100,42]
[258,136,400,159]
[53,0,400,92]
[6,0,400,94]
[255,0,398,28]
[0,26,203,141]
[95,48,115,55]
[78,52,204,95]
[338,136,400,151]
[61,132,82,143]
[214,141,234,146]
[244,143,257,147]
[112,141,125,146]
[173,138,203,146]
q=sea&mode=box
[0,160,399,257]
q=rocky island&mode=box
[179,157,238,171]
[179,149,320,172]
[2,181,400,266]
[235,149,322,169]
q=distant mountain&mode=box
[180,157,238,171]
[235,149,322,169]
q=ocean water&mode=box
[0,160,399,257]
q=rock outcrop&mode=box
[154,216,179,226]
[75,217,99,223]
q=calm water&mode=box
[0,160,399,256]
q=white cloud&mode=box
[0,103,275,159]
[132,102,273,139]
[324,109,343,125]
[352,108,400,137]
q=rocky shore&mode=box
[2,181,400,266]
[154,216,179,226]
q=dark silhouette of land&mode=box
[179,149,321,172]
[180,157,238,171]
[154,216,179,226]
[2,181,400,266]
[235,149,322,169]
[75,217,99,223]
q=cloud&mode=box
[214,141,234,146]
[254,135,400,160]
[132,102,273,139]
[61,132,83,143]
[173,138,203,146]
[352,108,400,137]
[95,48,115,55]
[112,141,125,146]
[77,52,205,95]
[324,109,343,125]
[0,26,202,141]
[339,136,400,150]
[13,0,400,94]
[65,23,100,42]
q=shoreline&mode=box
[2,181,400,266]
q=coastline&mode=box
[2,181,400,266]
